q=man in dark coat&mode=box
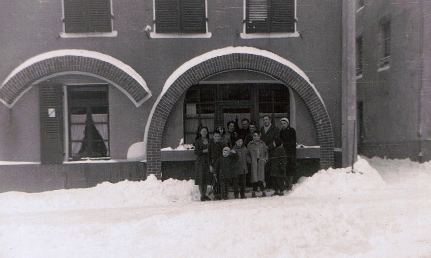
[238,118,250,140]
[279,117,297,190]
[260,115,280,188]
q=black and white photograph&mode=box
[0,0,430,257]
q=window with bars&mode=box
[356,35,363,76]
[63,0,113,33]
[155,0,207,33]
[68,85,110,160]
[245,0,295,33]
[379,19,391,68]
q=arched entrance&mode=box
[0,49,151,108]
[145,47,335,176]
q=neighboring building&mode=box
[356,0,431,161]
[0,0,356,192]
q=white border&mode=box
[0,49,152,108]
[240,0,300,39]
[60,0,117,38]
[150,0,211,39]
[141,46,327,161]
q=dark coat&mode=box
[209,140,225,166]
[269,146,287,178]
[280,127,297,158]
[232,145,250,176]
[194,138,210,186]
[214,153,239,180]
[260,124,280,155]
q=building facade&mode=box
[0,0,356,192]
[356,0,431,161]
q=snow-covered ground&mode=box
[0,157,430,258]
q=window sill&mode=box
[356,74,363,80]
[59,31,118,38]
[149,32,212,39]
[240,32,300,39]
[356,6,365,13]
[377,65,390,72]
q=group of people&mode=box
[193,115,297,201]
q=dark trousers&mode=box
[237,174,246,198]
[272,177,285,192]
[252,181,265,192]
[220,177,239,199]
[264,162,272,189]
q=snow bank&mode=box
[0,175,199,215]
[291,157,386,197]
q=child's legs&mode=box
[238,174,246,196]
[232,177,239,197]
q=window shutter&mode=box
[64,0,112,33]
[246,0,270,33]
[39,82,64,164]
[155,0,181,33]
[64,0,88,33]
[181,0,206,33]
[87,0,112,32]
[269,0,295,33]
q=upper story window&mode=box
[63,0,113,35]
[154,0,207,34]
[245,0,296,34]
[356,35,363,77]
[378,19,391,69]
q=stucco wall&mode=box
[0,0,343,160]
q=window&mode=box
[245,0,296,33]
[68,85,110,160]
[63,0,113,34]
[155,0,207,34]
[379,19,391,69]
[356,35,363,77]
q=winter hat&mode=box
[280,117,289,124]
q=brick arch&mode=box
[0,49,151,108]
[145,47,335,176]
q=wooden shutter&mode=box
[181,0,206,33]
[246,0,269,33]
[64,0,112,33]
[64,0,87,33]
[270,0,295,33]
[39,82,64,164]
[87,0,112,32]
[155,0,181,33]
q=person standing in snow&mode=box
[209,130,226,200]
[279,117,297,191]
[225,121,239,147]
[232,136,250,199]
[194,126,211,201]
[269,138,287,196]
[244,121,258,147]
[247,131,268,197]
[214,146,239,200]
[260,115,280,189]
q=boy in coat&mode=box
[232,137,250,199]
[214,146,239,200]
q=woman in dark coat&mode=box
[279,118,297,190]
[269,138,287,196]
[194,126,211,201]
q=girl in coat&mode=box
[247,131,268,197]
[194,126,211,201]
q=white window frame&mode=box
[150,0,212,39]
[59,0,118,38]
[240,0,300,39]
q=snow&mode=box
[143,46,326,161]
[1,49,152,108]
[1,157,431,258]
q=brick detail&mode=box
[0,55,150,107]
[147,53,335,175]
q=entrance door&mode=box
[222,106,251,128]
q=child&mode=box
[269,138,287,196]
[247,131,268,197]
[232,137,250,199]
[209,130,226,199]
[214,146,239,200]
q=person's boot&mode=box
[252,191,256,198]
[262,191,267,197]
[279,191,284,196]
[234,192,239,199]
